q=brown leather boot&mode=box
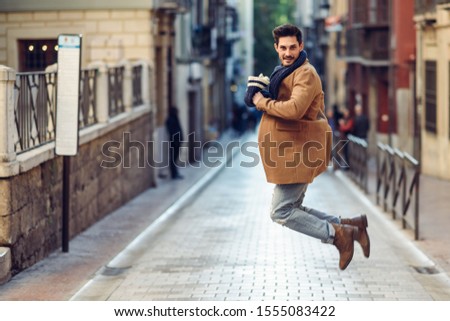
[340,215,370,258]
[331,223,357,270]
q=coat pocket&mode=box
[275,119,301,132]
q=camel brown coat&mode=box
[255,60,332,184]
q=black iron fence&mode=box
[343,136,421,239]
[376,142,420,239]
[14,71,57,153]
[108,65,125,117]
[347,134,369,193]
[79,68,98,128]
[132,64,143,107]
[13,62,146,154]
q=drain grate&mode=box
[411,265,440,275]
[101,266,131,276]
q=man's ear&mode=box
[299,42,304,51]
[273,43,278,50]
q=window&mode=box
[353,0,367,24]
[376,0,388,24]
[18,39,58,72]
[425,60,437,133]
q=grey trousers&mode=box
[270,183,340,243]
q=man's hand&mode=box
[244,73,269,107]
[252,91,264,106]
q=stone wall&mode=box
[0,110,155,275]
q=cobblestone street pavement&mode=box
[72,140,450,301]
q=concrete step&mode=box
[0,247,11,285]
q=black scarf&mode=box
[268,50,307,99]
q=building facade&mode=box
[0,0,244,162]
[414,0,450,179]
[328,0,416,156]
[324,0,348,112]
[344,0,390,152]
[323,0,450,179]
[0,0,247,281]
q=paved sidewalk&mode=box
[0,131,241,300]
[0,164,211,300]
[414,174,450,275]
[71,142,450,301]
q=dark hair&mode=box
[272,24,303,45]
[169,106,178,116]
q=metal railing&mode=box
[14,68,100,154]
[108,65,125,117]
[131,64,143,107]
[345,28,389,61]
[415,0,438,14]
[79,68,98,128]
[12,62,149,154]
[347,134,368,193]
[376,142,421,239]
[14,71,57,153]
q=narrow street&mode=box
[69,135,450,301]
[1,3,450,320]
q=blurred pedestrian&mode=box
[232,102,247,136]
[332,103,343,127]
[326,108,338,134]
[339,108,354,138]
[248,23,370,270]
[353,103,370,140]
[166,106,184,180]
[338,108,354,168]
[326,108,341,170]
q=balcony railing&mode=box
[415,0,450,14]
[345,28,389,62]
[352,0,389,27]
[192,25,215,57]
[415,0,438,14]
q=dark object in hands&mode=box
[244,73,270,107]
